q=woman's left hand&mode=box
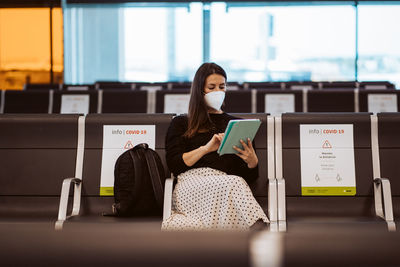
[233,138,258,169]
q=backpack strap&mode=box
[129,148,143,203]
[143,149,164,209]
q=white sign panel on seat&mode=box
[100,125,156,196]
[164,94,190,114]
[265,94,295,115]
[300,124,356,196]
[368,94,397,113]
[60,94,90,114]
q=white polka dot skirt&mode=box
[162,167,269,231]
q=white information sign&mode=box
[265,94,295,115]
[141,86,163,91]
[368,94,397,113]
[164,94,190,114]
[60,94,90,114]
[300,124,356,196]
[100,125,156,196]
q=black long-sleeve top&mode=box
[165,113,259,184]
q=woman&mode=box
[162,63,269,231]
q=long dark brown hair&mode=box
[184,62,227,138]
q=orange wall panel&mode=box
[52,8,63,72]
[0,8,63,70]
[0,8,63,89]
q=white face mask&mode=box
[204,91,225,111]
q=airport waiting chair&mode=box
[377,113,400,224]
[56,113,174,229]
[0,114,81,221]
[274,113,395,232]
[2,90,51,113]
[162,113,278,230]
[101,90,148,113]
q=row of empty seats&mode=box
[0,112,398,232]
[0,88,399,114]
[19,80,396,91]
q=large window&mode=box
[124,3,203,82]
[63,1,400,88]
[210,3,356,82]
[63,5,123,84]
[358,3,400,87]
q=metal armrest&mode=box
[374,178,396,231]
[277,178,286,232]
[163,175,176,221]
[268,178,277,223]
[55,177,82,230]
[268,178,279,232]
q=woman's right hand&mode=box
[203,133,224,153]
[183,133,224,167]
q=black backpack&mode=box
[112,143,165,217]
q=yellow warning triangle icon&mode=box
[322,140,332,149]
[124,140,134,149]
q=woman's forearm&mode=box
[182,146,209,167]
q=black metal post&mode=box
[355,0,359,82]
[50,5,54,84]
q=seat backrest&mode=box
[0,114,80,195]
[307,89,355,112]
[377,113,400,196]
[80,113,174,214]
[256,89,303,113]
[101,90,147,113]
[280,113,374,197]
[224,91,252,113]
[4,90,50,113]
[0,114,80,216]
[359,90,399,113]
[278,113,376,217]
